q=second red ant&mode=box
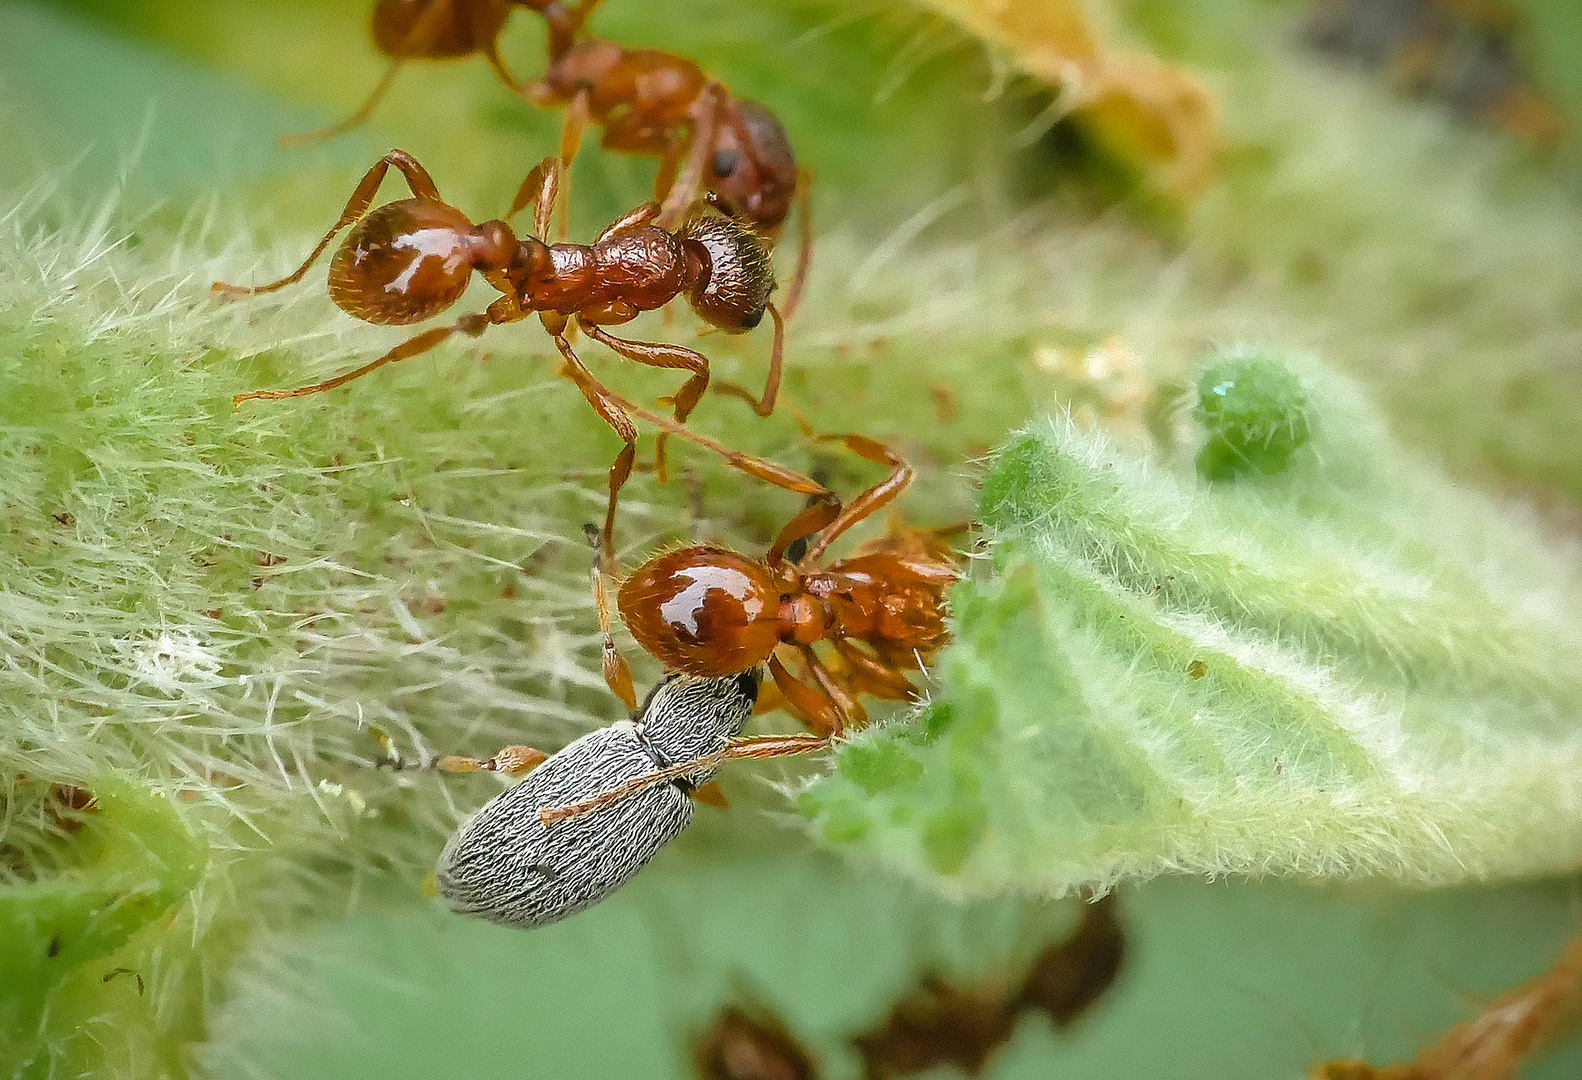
[214,149,789,562]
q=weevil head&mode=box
[638,671,761,768]
[678,214,775,333]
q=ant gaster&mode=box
[287,0,812,317]
[213,150,786,560]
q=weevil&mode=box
[428,670,759,928]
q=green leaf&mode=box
[807,357,1582,894]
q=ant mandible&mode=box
[212,149,788,561]
[285,0,813,318]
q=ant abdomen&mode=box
[618,547,782,676]
[371,0,510,60]
[679,215,774,332]
[327,198,478,324]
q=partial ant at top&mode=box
[213,149,790,562]
[287,0,812,318]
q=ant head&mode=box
[328,198,478,325]
[617,547,781,676]
[677,213,774,333]
[372,0,511,60]
[707,100,797,232]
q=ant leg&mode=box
[280,0,471,145]
[371,728,548,776]
[582,523,637,711]
[504,156,561,242]
[769,652,847,737]
[569,0,606,33]
[554,88,592,242]
[551,336,640,564]
[278,61,404,147]
[764,494,842,565]
[214,150,442,299]
[594,200,663,244]
[480,40,525,93]
[658,82,724,228]
[831,637,919,701]
[537,728,832,824]
[780,170,816,322]
[653,136,684,207]
[802,436,915,562]
[798,645,866,729]
[233,308,497,404]
[579,322,710,482]
[574,376,839,513]
[710,302,784,418]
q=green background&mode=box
[4,0,1582,1076]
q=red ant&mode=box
[611,431,957,737]
[287,0,812,317]
[213,149,789,561]
[537,422,959,824]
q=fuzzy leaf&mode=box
[804,358,1582,894]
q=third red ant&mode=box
[287,0,813,317]
[213,149,789,562]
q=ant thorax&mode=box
[509,228,696,318]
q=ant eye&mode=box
[712,149,739,179]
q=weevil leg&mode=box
[690,780,730,808]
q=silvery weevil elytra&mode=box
[419,670,761,929]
